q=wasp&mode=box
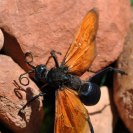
[19,9,126,133]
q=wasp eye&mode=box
[35,65,47,82]
[79,82,101,106]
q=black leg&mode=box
[89,104,110,115]
[89,67,127,85]
[50,50,61,68]
[19,92,46,113]
[87,117,94,133]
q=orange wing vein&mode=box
[54,88,92,133]
[62,9,99,76]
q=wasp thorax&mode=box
[79,82,101,106]
[46,68,69,88]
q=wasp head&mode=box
[35,64,48,82]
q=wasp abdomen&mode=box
[65,75,81,91]
[79,82,101,106]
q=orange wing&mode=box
[54,88,92,133]
[62,9,99,76]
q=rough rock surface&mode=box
[0,0,131,132]
[86,86,114,133]
[0,0,131,72]
[114,8,133,133]
[0,29,4,50]
[0,55,44,133]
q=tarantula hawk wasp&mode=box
[19,9,126,133]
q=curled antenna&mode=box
[45,56,52,66]
[24,52,35,69]
[19,70,34,86]
[19,52,36,86]
[45,50,62,67]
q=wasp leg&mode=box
[88,67,127,85]
[87,117,94,133]
[19,92,46,114]
[50,50,62,68]
[88,69,97,73]
[89,104,110,115]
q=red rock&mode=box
[86,86,114,133]
[0,29,4,50]
[114,8,133,132]
[0,0,131,73]
[91,0,131,71]
[0,0,131,132]
[0,55,44,133]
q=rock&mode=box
[0,55,44,133]
[90,0,131,71]
[114,8,133,133]
[0,0,131,72]
[0,29,4,50]
[0,0,131,132]
[86,86,114,133]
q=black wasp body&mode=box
[19,50,102,108]
[44,66,81,91]
[36,64,100,106]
